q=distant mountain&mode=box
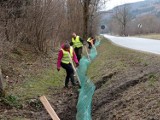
[129,0,160,18]
[99,0,160,26]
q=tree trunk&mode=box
[4,19,9,41]
[83,0,90,40]
[0,69,5,97]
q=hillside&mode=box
[99,0,160,27]
[129,0,160,18]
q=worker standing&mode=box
[57,43,79,88]
[70,33,84,61]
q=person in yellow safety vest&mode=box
[57,43,79,88]
[70,32,84,61]
[87,37,96,49]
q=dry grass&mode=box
[137,34,160,40]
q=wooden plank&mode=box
[39,96,60,120]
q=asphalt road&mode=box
[104,35,160,55]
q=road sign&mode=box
[101,25,105,29]
[138,24,142,28]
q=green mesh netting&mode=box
[76,40,100,120]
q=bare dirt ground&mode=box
[1,37,160,120]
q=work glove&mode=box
[57,68,60,71]
[76,63,79,67]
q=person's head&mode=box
[72,32,77,38]
[63,43,70,51]
[90,37,94,39]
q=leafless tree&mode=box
[112,5,132,36]
[108,18,121,35]
[0,0,106,54]
[78,0,107,39]
[126,14,160,35]
[136,14,160,34]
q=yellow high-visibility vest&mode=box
[87,37,94,45]
[72,36,83,48]
[61,47,73,64]
[87,37,92,42]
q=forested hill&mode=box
[127,0,160,18]
[99,0,160,35]
[100,0,160,21]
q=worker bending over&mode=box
[87,37,96,49]
[57,43,79,88]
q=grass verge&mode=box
[6,65,65,103]
[136,34,160,40]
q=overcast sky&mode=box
[104,0,145,10]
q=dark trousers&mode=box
[87,42,92,49]
[61,62,75,87]
[74,47,82,61]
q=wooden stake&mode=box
[40,96,60,120]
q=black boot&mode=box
[65,78,69,88]
[70,74,76,86]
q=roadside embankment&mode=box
[87,37,160,120]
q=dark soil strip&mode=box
[58,90,79,120]
[93,73,149,112]
[95,72,117,90]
